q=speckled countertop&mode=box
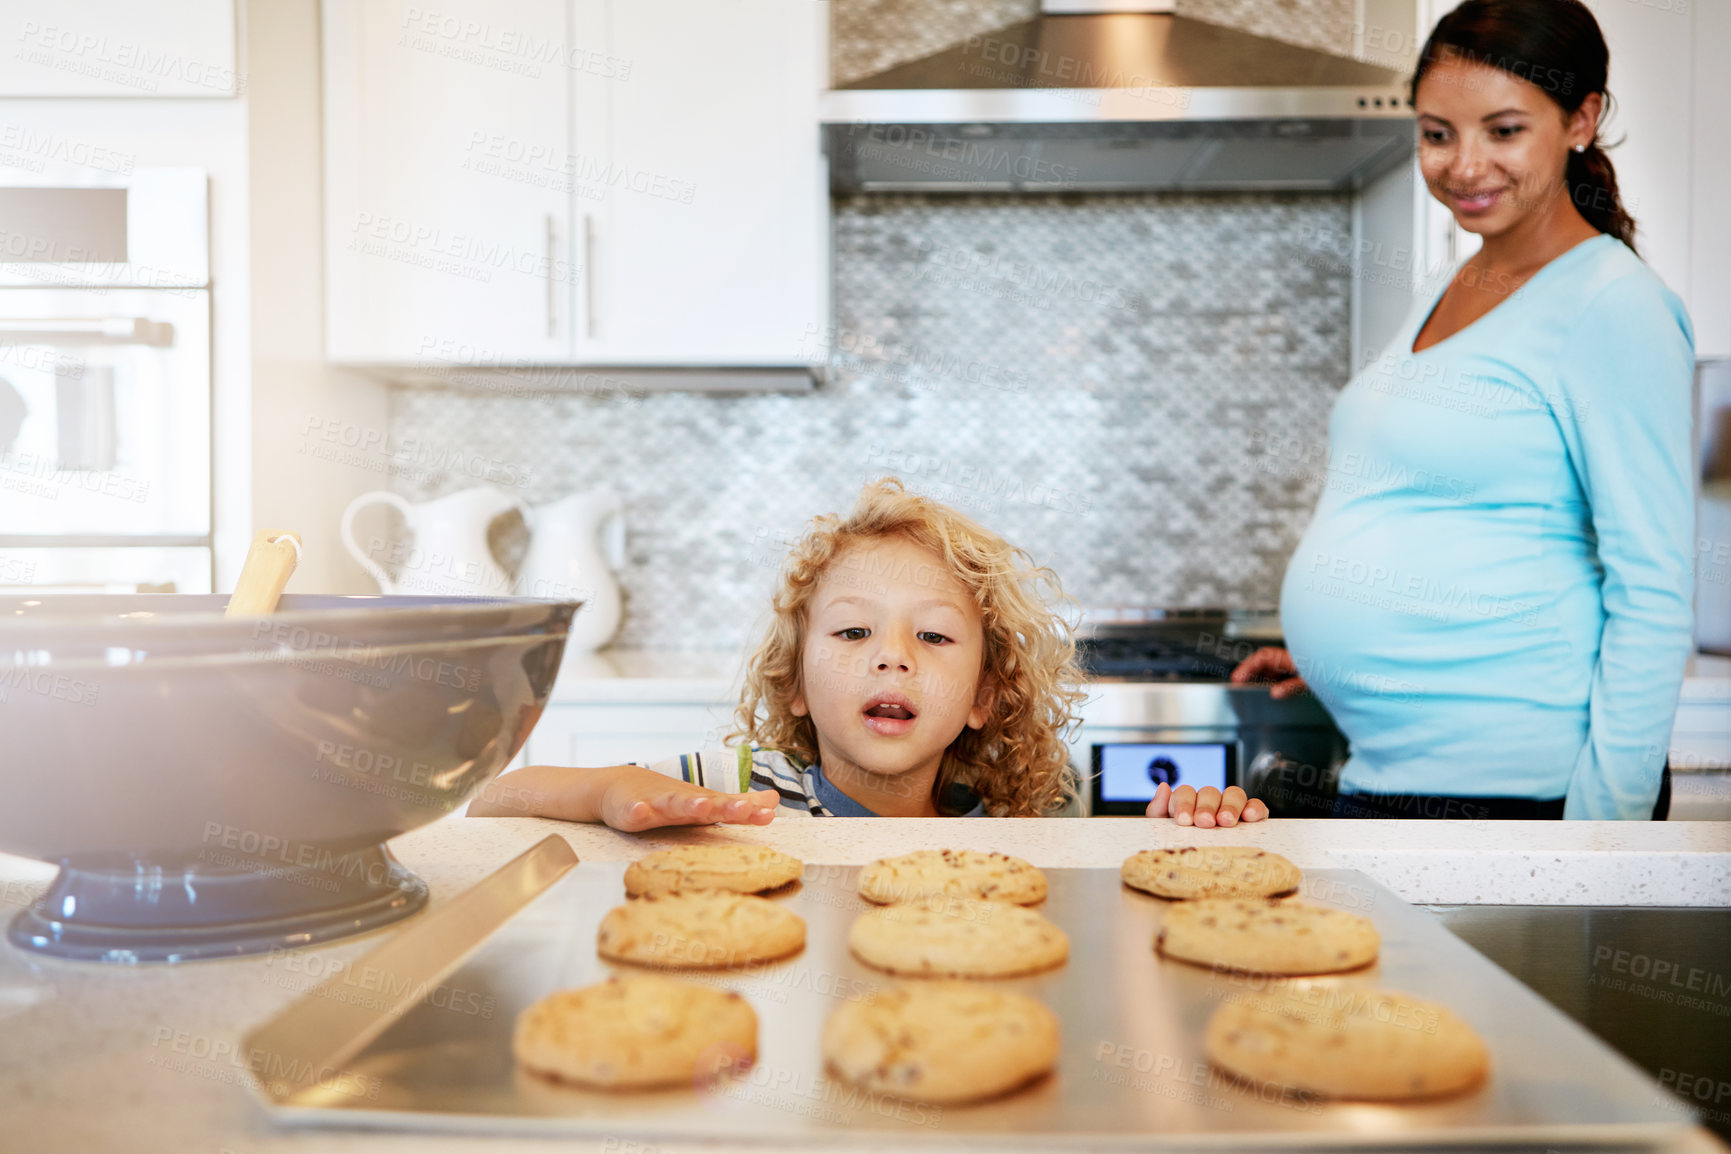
[2,815,1728,1154]
[400,814,1731,906]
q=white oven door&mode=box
[0,287,210,540]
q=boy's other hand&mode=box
[1145,783,1268,828]
[600,766,780,832]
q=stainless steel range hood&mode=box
[822,2,1415,194]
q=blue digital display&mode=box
[1097,743,1229,801]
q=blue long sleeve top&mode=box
[1279,234,1695,819]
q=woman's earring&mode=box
[1573,143,1587,153]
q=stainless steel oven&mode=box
[0,168,211,592]
[1072,610,1349,816]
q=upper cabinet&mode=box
[1689,0,1731,358]
[323,0,828,367]
[0,0,237,97]
[579,0,828,366]
[323,0,574,364]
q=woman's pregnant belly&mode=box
[1280,495,1601,795]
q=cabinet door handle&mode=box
[583,212,597,339]
[545,213,557,338]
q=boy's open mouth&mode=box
[861,693,918,734]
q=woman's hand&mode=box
[1230,646,1308,700]
[1145,783,1268,828]
[468,763,779,831]
[599,768,780,832]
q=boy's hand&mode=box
[599,766,780,832]
[468,763,780,830]
[1145,783,1268,828]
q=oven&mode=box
[1072,610,1349,816]
[0,168,212,592]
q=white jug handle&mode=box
[340,490,414,594]
[604,509,627,571]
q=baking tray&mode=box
[253,864,1695,1147]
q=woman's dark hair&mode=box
[1411,0,1637,252]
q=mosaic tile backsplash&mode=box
[387,192,1352,650]
[1176,0,1359,59]
[831,0,1364,86]
[832,0,1041,86]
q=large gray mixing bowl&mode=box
[0,594,576,963]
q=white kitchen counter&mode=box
[551,649,1731,770]
[553,649,1731,700]
[1684,652,1731,697]
[1,815,1728,1154]
[547,648,742,703]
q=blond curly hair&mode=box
[731,479,1085,817]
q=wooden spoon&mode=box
[225,531,302,616]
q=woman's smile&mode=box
[1447,185,1507,214]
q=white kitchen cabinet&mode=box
[1687,0,1731,358]
[323,0,575,363]
[323,0,828,367]
[0,0,237,97]
[578,0,829,366]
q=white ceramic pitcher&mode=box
[340,486,525,597]
[517,488,625,652]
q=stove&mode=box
[1071,609,1347,816]
[1075,607,1282,682]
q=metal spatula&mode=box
[242,834,578,1106]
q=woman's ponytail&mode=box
[1566,139,1637,253]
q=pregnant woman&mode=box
[1237,0,1695,819]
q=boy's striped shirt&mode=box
[648,746,833,816]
